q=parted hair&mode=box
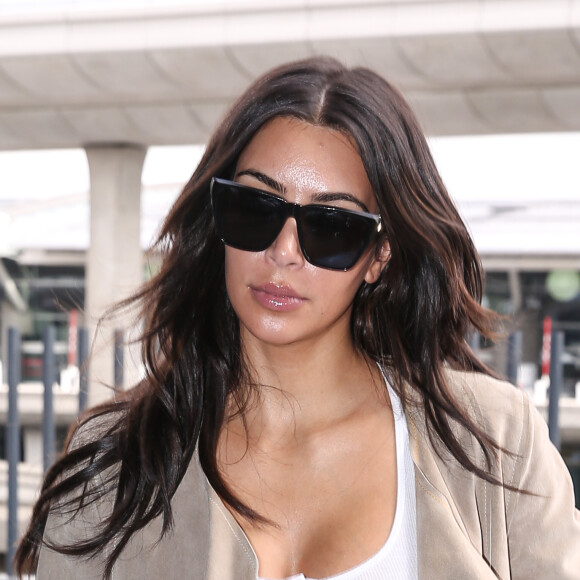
[17,56,502,579]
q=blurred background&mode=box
[0,0,579,574]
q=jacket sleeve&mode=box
[35,417,117,580]
[505,394,580,579]
[37,498,109,580]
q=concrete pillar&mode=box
[85,144,146,406]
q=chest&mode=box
[217,413,398,578]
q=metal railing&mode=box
[0,325,129,577]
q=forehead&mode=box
[236,117,375,205]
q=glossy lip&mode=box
[250,282,305,312]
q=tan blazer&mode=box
[38,370,580,579]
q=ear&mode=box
[364,241,390,284]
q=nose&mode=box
[265,217,305,269]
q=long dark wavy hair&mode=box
[17,56,502,578]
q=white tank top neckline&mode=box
[258,369,418,580]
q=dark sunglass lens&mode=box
[300,207,376,270]
[213,183,284,251]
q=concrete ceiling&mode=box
[1,0,580,150]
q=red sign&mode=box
[68,309,78,366]
[541,316,552,376]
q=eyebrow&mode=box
[311,192,370,213]
[235,169,286,194]
[235,169,371,213]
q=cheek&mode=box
[310,267,365,313]
[224,245,257,275]
[224,248,249,305]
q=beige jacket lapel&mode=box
[206,481,257,580]
[407,406,502,579]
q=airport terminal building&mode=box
[0,0,580,571]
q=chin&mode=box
[242,323,292,346]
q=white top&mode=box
[259,377,418,580]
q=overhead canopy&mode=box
[1,0,580,149]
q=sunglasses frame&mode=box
[210,177,382,271]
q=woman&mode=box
[16,57,580,579]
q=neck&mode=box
[229,331,385,444]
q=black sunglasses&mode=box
[210,177,382,271]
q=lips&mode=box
[250,282,305,311]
